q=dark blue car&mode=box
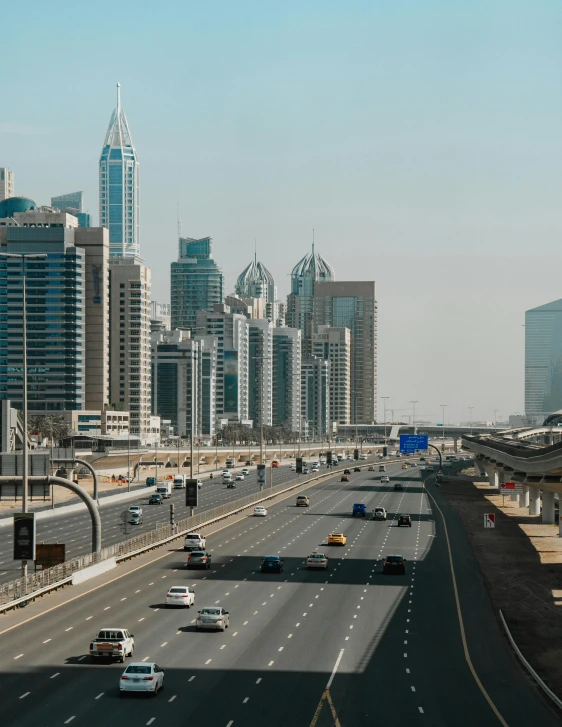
[261,555,284,573]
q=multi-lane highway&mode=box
[0,461,559,726]
[0,464,300,584]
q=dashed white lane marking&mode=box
[64,718,75,724]
[268,660,274,666]
[85,616,93,621]
[65,627,73,632]
[95,693,104,699]
[256,677,262,684]
[14,654,23,660]
[138,617,145,622]
[19,692,30,699]
[205,659,212,664]
[188,676,196,682]
[169,695,177,702]
[411,686,416,691]
[147,720,156,726]
[226,721,234,727]
[50,673,60,679]
[142,657,150,662]
[43,639,51,644]
[418,707,424,714]
[243,697,249,703]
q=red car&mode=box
[341,475,350,482]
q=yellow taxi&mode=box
[327,532,347,546]
[401,464,408,469]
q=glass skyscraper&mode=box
[99,84,139,258]
[171,236,224,330]
[525,299,562,422]
[51,191,91,228]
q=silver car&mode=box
[196,606,230,632]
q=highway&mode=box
[0,461,559,726]
[0,464,300,585]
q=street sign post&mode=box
[13,512,35,561]
[399,434,429,453]
[295,457,303,475]
[484,513,496,528]
[185,479,198,508]
[257,464,266,489]
[500,482,524,494]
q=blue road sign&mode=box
[400,434,429,453]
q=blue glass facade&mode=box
[525,299,562,421]
[0,229,85,411]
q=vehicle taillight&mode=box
[385,561,390,566]
[89,643,93,650]
[143,676,154,681]
[121,676,129,680]
[181,594,188,598]
[201,557,207,561]
[117,644,123,650]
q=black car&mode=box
[149,494,163,505]
[354,467,361,472]
[343,468,351,475]
[245,460,252,466]
[226,482,236,489]
[261,555,284,573]
[397,514,412,527]
[383,554,406,575]
[393,483,403,491]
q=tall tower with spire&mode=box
[99,83,140,258]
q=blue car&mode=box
[352,503,367,517]
[260,555,284,573]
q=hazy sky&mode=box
[2,1,561,424]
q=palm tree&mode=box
[28,415,70,444]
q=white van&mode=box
[156,482,172,499]
[222,472,233,484]
[173,474,186,489]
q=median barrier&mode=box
[72,557,117,585]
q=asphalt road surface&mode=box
[0,461,559,726]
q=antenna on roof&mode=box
[254,238,257,265]
[177,201,182,239]
[117,82,121,114]
[312,229,315,256]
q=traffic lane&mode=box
[423,477,562,725]
[0,473,382,725]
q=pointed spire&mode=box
[117,82,121,115]
[312,229,315,256]
[254,238,257,266]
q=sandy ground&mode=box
[439,470,562,696]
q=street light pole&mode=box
[381,397,389,445]
[440,405,446,445]
[468,406,474,435]
[410,400,418,435]
[493,409,499,427]
[127,429,131,492]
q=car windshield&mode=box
[126,665,151,674]
[264,556,279,561]
[310,554,325,559]
[387,556,403,562]
[169,587,187,593]
[375,508,384,512]
[185,535,200,539]
[201,608,220,615]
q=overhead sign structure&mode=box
[13,512,36,561]
[484,513,496,529]
[500,482,524,494]
[185,479,199,508]
[399,434,429,453]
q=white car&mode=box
[222,470,230,477]
[128,505,142,515]
[184,533,207,552]
[241,468,250,476]
[373,507,387,521]
[307,552,328,569]
[235,474,245,481]
[380,476,390,483]
[165,586,195,608]
[254,506,267,517]
[290,464,296,471]
[196,606,230,631]
[120,662,164,696]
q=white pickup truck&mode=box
[89,628,135,663]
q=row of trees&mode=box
[216,421,298,446]
[27,415,71,444]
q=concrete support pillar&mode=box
[486,468,499,489]
[528,486,541,516]
[558,513,562,538]
[542,491,555,524]
[522,486,530,508]
[510,493,520,503]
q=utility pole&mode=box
[440,405,447,444]
[468,406,474,435]
[127,430,131,492]
[411,400,418,435]
[381,396,389,445]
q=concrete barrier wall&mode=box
[72,557,116,585]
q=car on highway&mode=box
[120,662,165,697]
[241,468,250,476]
[354,467,361,472]
[352,503,367,517]
[272,460,280,468]
[245,460,252,466]
[343,468,351,474]
[394,483,404,491]
[307,552,328,569]
[410,462,417,467]
[296,495,310,507]
[187,550,212,569]
[290,464,296,471]
[90,628,135,663]
[373,507,387,521]
[235,473,245,481]
[196,606,230,631]
[368,466,374,471]
[397,514,412,527]
[261,555,284,573]
[226,481,236,489]
[401,464,408,469]
[128,505,142,516]
[328,532,347,546]
[128,512,143,525]
[184,533,206,551]
[149,493,163,505]
[341,475,350,482]
[383,554,406,575]
[380,476,390,483]
[303,467,310,474]
[145,476,157,486]
[165,586,195,608]
[254,505,268,517]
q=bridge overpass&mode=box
[337,423,505,442]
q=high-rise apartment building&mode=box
[273,327,301,432]
[235,257,276,305]
[313,281,377,424]
[0,209,109,412]
[301,357,329,439]
[525,299,562,423]
[0,168,14,201]
[171,236,224,330]
[150,301,171,333]
[286,245,334,355]
[51,191,91,228]
[99,84,139,258]
[151,329,217,440]
[312,325,351,425]
[248,319,273,428]
[109,257,151,436]
[197,304,249,423]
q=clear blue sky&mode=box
[2,0,562,423]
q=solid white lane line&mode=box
[326,649,345,689]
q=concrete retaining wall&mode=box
[72,557,116,585]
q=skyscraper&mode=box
[312,325,351,425]
[248,319,273,428]
[525,299,562,422]
[171,236,224,330]
[314,281,377,424]
[235,256,276,305]
[273,327,301,432]
[0,168,14,201]
[301,357,329,439]
[99,84,139,258]
[51,191,91,228]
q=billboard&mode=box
[13,512,35,561]
[185,480,199,508]
[257,464,266,487]
[296,457,303,474]
[354,448,359,461]
[35,543,65,569]
[326,452,333,465]
[223,351,238,414]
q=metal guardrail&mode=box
[0,456,388,611]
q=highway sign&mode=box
[13,512,36,561]
[500,482,524,494]
[185,479,198,507]
[399,435,429,453]
[257,464,266,485]
[484,513,496,528]
[35,543,65,569]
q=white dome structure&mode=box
[235,256,276,303]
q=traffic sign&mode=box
[484,513,496,528]
[500,482,524,493]
[399,435,429,453]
